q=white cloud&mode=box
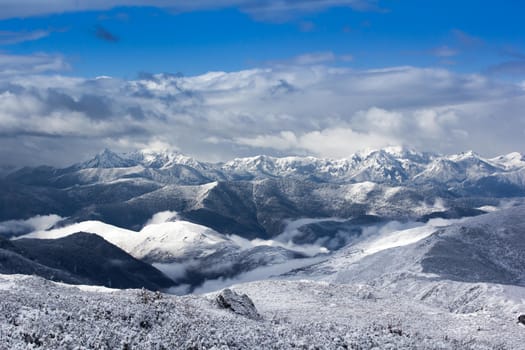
[0,30,50,45]
[298,127,397,157]
[145,211,179,225]
[237,127,398,158]
[0,63,524,166]
[0,0,379,20]
[413,109,458,136]
[0,53,69,76]
[236,131,298,151]
[352,107,403,134]
[0,215,64,236]
[191,255,327,294]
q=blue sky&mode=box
[1,1,524,78]
[0,1,525,166]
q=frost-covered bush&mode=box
[0,275,514,349]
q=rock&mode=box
[216,289,262,320]
[518,315,525,325]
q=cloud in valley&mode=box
[0,215,64,237]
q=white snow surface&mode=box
[490,152,525,170]
[17,219,231,261]
[0,273,523,349]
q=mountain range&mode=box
[3,147,525,231]
[1,146,525,291]
[7,147,525,187]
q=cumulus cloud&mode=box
[237,127,397,158]
[0,62,524,167]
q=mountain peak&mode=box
[351,146,433,163]
[131,148,202,169]
[448,150,480,161]
[79,149,137,169]
[76,148,204,170]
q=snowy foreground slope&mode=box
[2,207,525,349]
[1,274,523,349]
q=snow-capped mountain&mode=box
[2,147,525,237]
[7,146,524,187]
[2,148,525,348]
[2,146,525,293]
[76,148,138,169]
[413,150,501,184]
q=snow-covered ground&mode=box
[1,273,523,349]
[3,202,525,348]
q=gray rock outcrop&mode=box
[216,288,262,320]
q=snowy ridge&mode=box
[18,219,233,261]
[490,152,525,170]
[292,205,525,289]
[14,146,525,188]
